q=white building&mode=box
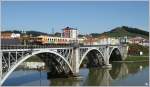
[128,36,149,46]
[62,27,78,39]
[97,37,120,45]
[11,33,20,38]
[70,29,78,39]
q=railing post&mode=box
[16,51,18,62]
[8,52,11,69]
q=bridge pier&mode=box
[121,45,129,60]
[103,45,112,68]
[72,46,80,76]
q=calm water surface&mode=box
[3,62,149,86]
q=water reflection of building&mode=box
[21,62,45,69]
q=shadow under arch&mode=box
[109,48,122,63]
[79,49,105,68]
[1,49,73,85]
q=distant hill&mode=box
[94,26,149,39]
[2,26,149,39]
[1,30,50,36]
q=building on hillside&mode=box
[83,35,123,45]
[140,39,149,46]
[62,27,78,39]
[11,33,20,38]
[1,32,20,39]
[129,36,149,46]
[1,32,21,45]
[96,35,120,45]
[83,35,98,45]
[119,36,128,44]
[1,32,12,39]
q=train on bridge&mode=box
[32,35,84,45]
[1,35,85,46]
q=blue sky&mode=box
[2,1,149,34]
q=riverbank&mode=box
[113,56,149,63]
[125,56,149,61]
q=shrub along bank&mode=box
[125,56,149,61]
[128,44,149,56]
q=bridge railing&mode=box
[1,44,74,50]
[1,44,126,50]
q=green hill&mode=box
[2,26,149,39]
[98,26,149,38]
[1,30,50,36]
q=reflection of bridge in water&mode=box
[83,63,129,86]
[3,61,148,86]
[48,63,130,86]
[0,44,128,85]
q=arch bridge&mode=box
[0,44,128,85]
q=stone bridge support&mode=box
[72,47,80,76]
[103,45,112,68]
[121,45,129,60]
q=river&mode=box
[3,61,149,86]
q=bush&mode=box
[128,44,149,56]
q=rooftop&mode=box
[62,27,77,30]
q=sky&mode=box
[1,1,149,34]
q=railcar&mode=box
[32,36,73,45]
[31,35,84,45]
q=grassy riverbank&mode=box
[124,56,149,61]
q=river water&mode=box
[3,62,149,86]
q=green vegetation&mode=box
[90,33,101,37]
[98,26,149,38]
[125,56,149,61]
[2,30,49,37]
[128,44,149,56]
